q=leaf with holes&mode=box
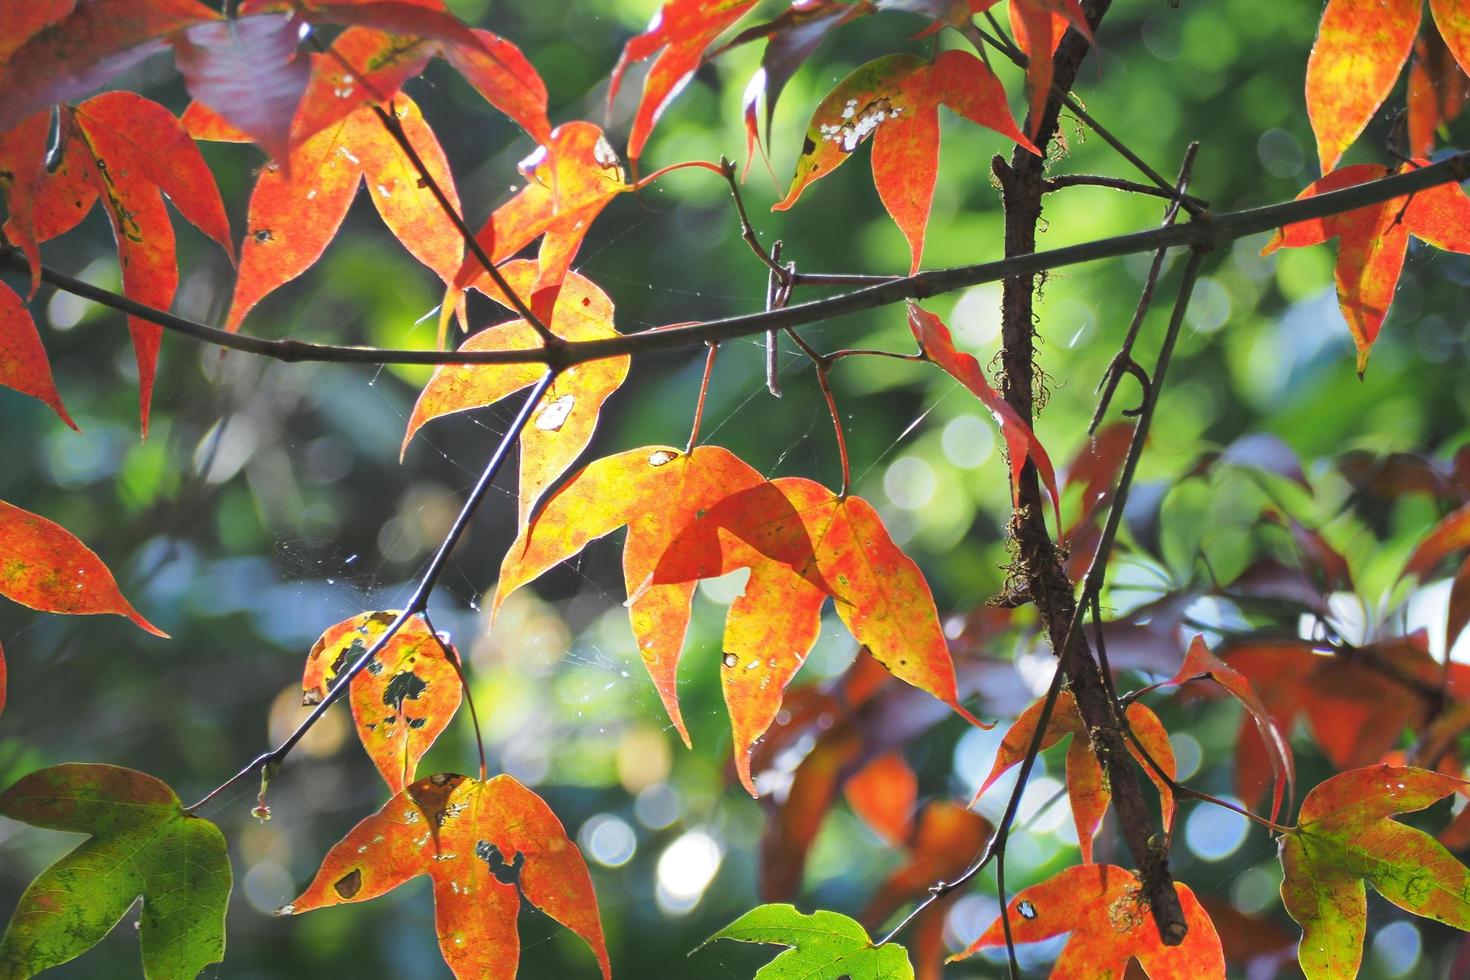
[34,92,234,433]
[0,764,231,980]
[953,864,1224,975]
[908,304,1059,523]
[609,0,758,165]
[403,262,628,528]
[211,93,461,332]
[1280,765,1470,979]
[775,50,1035,273]
[452,121,629,324]
[702,904,914,979]
[302,612,463,794]
[0,281,75,429]
[1262,159,1470,375]
[0,498,165,636]
[650,476,985,731]
[283,772,609,980]
[971,690,1174,863]
[494,445,766,750]
[0,0,220,133]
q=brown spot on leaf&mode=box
[334,868,363,899]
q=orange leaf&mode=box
[284,772,610,980]
[0,111,52,295]
[908,304,1060,524]
[609,0,759,165]
[0,0,220,133]
[494,445,766,747]
[844,750,917,846]
[1305,0,1420,172]
[1408,17,1469,157]
[953,864,1224,975]
[220,94,461,332]
[0,282,75,429]
[775,51,1035,273]
[0,0,74,64]
[404,263,628,528]
[1433,0,1470,85]
[1007,0,1092,139]
[302,612,463,794]
[0,498,165,636]
[1406,501,1470,577]
[650,476,981,726]
[862,800,990,924]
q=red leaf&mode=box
[220,94,461,332]
[0,111,52,295]
[775,51,1035,273]
[1408,17,1469,157]
[284,773,610,980]
[173,13,312,167]
[1433,0,1470,85]
[908,304,1060,525]
[404,262,628,527]
[1306,0,1420,172]
[0,498,165,635]
[302,612,463,794]
[953,864,1224,975]
[843,750,917,846]
[0,0,221,134]
[0,0,75,64]
[861,800,991,924]
[0,640,5,720]
[1405,501,1470,576]
[609,0,759,165]
[0,281,75,429]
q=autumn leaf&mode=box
[0,640,7,720]
[0,281,75,429]
[0,764,231,980]
[452,121,630,323]
[971,690,1175,863]
[1280,764,1470,979]
[403,262,629,528]
[0,111,52,294]
[908,304,1060,523]
[775,50,1036,273]
[703,904,915,979]
[1149,635,1294,825]
[844,750,917,846]
[0,498,166,636]
[1408,17,1468,157]
[0,0,220,134]
[954,864,1224,975]
[1262,159,1470,375]
[494,445,766,748]
[283,772,610,980]
[0,0,75,64]
[302,612,463,794]
[609,0,759,166]
[215,93,462,333]
[1005,0,1093,138]
[1405,498,1470,577]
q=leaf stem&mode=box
[686,342,719,452]
[427,614,488,783]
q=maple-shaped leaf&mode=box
[716,0,875,163]
[650,476,985,728]
[703,904,915,979]
[1305,0,1470,171]
[288,19,550,151]
[404,262,629,528]
[775,50,1036,273]
[0,281,75,429]
[0,763,231,979]
[844,750,917,846]
[972,690,1175,862]
[954,864,1224,976]
[1222,635,1464,809]
[609,0,759,165]
[302,612,463,794]
[23,92,235,433]
[1262,160,1470,375]
[452,121,630,324]
[213,93,462,333]
[1408,17,1468,157]
[0,498,165,636]
[908,304,1059,522]
[1281,765,1470,979]
[173,13,311,166]
[494,445,766,747]
[1149,635,1294,825]
[283,772,610,980]
[0,0,220,134]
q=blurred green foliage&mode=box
[4,0,1470,978]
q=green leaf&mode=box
[1280,764,1470,979]
[0,763,232,980]
[703,903,914,979]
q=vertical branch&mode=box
[766,241,785,398]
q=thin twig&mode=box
[186,371,557,814]
[687,342,719,452]
[1044,173,1207,210]
[426,614,488,783]
[719,156,788,280]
